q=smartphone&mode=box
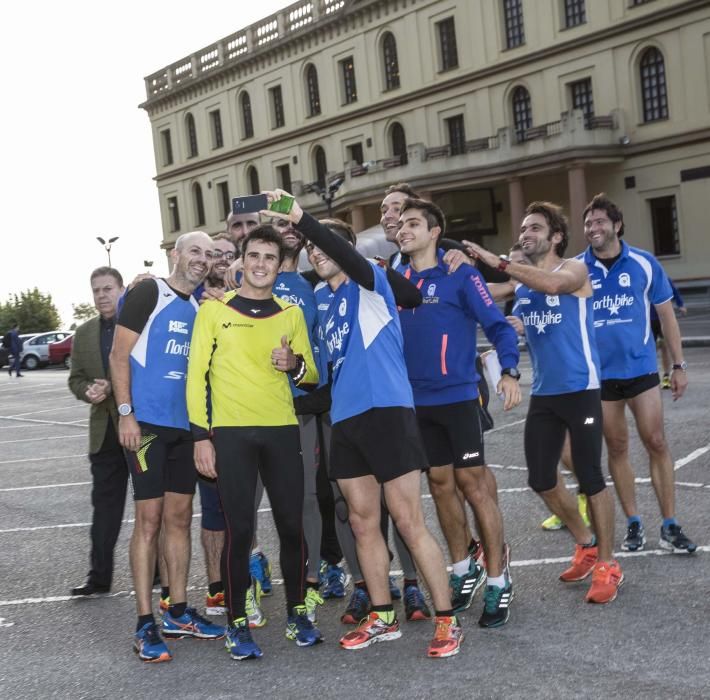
[268,195,295,215]
[232,194,268,215]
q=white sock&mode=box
[452,557,471,577]
[251,546,262,556]
[487,574,506,589]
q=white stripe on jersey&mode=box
[627,251,653,345]
[578,296,599,390]
[359,286,393,349]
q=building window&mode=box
[446,115,466,155]
[340,57,357,104]
[193,183,205,226]
[277,164,292,193]
[640,47,668,123]
[570,78,594,126]
[437,18,459,71]
[186,113,198,158]
[247,166,260,195]
[503,0,525,49]
[216,182,230,221]
[306,64,321,116]
[347,142,364,165]
[390,122,408,165]
[270,86,285,128]
[382,32,400,90]
[241,92,254,138]
[167,197,180,232]
[209,110,223,149]
[314,146,327,189]
[512,86,532,142]
[160,129,173,166]
[650,196,680,256]
[563,0,586,28]
[631,0,654,5]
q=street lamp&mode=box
[96,236,119,267]
[305,177,344,218]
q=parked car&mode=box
[20,331,73,370]
[0,346,8,368]
[48,334,74,369]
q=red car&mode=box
[48,333,74,369]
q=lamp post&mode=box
[96,236,119,267]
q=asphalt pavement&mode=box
[0,347,709,699]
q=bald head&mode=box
[174,230,213,252]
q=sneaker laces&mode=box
[433,617,454,640]
[185,607,212,626]
[404,585,424,609]
[347,588,368,611]
[326,566,344,588]
[483,585,503,613]
[293,606,315,630]
[627,521,642,538]
[665,524,690,545]
[144,622,162,645]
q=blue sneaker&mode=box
[322,564,347,599]
[285,605,323,646]
[404,584,431,621]
[341,587,371,625]
[134,621,172,663]
[225,618,263,660]
[162,607,226,639]
[250,552,272,595]
[318,559,328,587]
[389,575,402,600]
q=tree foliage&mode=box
[72,302,97,323]
[0,288,62,334]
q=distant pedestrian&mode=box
[5,321,23,378]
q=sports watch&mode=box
[118,403,133,416]
[497,255,511,272]
[671,362,687,371]
[501,367,521,380]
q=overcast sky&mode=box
[0,0,291,327]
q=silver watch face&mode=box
[118,404,132,416]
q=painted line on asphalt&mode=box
[0,434,84,445]
[486,418,526,434]
[674,444,710,471]
[0,481,92,493]
[5,406,84,418]
[0,416,88,428]
[0,454,85,466]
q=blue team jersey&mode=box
[273,271,320,397]
[513,279,600,396]
[397,252,519,406]
[317,262,413,424]
[130,279,199,430]
[579,242,673,380]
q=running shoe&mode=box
[205,590,226,616]
[585,560,624,604]
[427,615,463,658]
[285,605,323,647]
[305,587,324,623]
[134,621,172,663]
[661,374,671,389]
[318,559,328,587]
[225,618,263,660]
[322,564,347,599]
[249,552,272,595]
[559,543,598,582]
[478,582,513,628]
[541,495,590,530]
[339,612,401,650]
[389,575,402,600]
[621,521,646,552]
[541,513,564,530]
[341,587,371,625]
[159,595,170,613]
[246,583,266,628]
[450,562,485,613]
[404,584,431,621]
[659,524,697,554]
[162,607,226,639]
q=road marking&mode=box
[0,617,14,626]
[0,416,87,428]
[5,406,84,418]
[0,434,84,445]
[0,481,91,493]
[674,444,710,471]
[0,454,85,466]
[486,418,526,434]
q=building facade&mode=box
[141,0,710,284]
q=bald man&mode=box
[110,231,225,663]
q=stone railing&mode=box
[144,0,348,99]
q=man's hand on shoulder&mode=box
[442,248,474,274]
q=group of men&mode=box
[66,181,693,666]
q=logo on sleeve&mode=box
[471,275,493,307]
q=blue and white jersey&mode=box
[513,277,600,396]
[580,242,672,379]
[318,262,414,424]
[130,279,199,430]
[273,271,320,397]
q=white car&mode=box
[20,331,73,370]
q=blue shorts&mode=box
[198,477,225,531]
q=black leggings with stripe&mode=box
[213,425,306,620]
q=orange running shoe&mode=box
[585,560,624,604]
[559,544,598,582]
[339,612,401,650]
[427,616,463,658]
[205,590,226,616]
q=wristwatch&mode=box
[497,255,511,272]
[671,362,687,372]
[501,367,521,380]
[118,403,133,416]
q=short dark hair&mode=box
[384,182,421,199]
[524,201,569,257]
[510,242,523,253]
[241,225,285,263]
[320,218,356,246]
[400,198,446,240]
[213,232,237,247]
[90,266,123,287]
[583,193,625,238]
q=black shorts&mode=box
[416,400,485,468]
[330,407,428,483]
[126,422,196,501]
[524,390,605,497]
[601,373,660,402]
[650,318,663,341]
